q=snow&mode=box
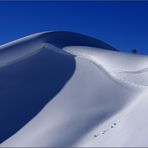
[0,31,148,147]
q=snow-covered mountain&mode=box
[0,31,148,147]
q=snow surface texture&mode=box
[0,31,148,147]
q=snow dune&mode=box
[0,31,148,147]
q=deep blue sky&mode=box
[0,1,148,54]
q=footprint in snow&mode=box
[94,121,120,138]
[94,134,99,137]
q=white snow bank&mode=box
[0,31,148,147]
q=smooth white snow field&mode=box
[0,31,148,147]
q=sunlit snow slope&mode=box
[1,31,148,147]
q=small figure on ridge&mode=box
[132,49,137,54]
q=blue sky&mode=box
[0,1,148,54]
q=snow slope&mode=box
[0,31,148,147]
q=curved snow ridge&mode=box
[76,55,147,88]
[64,46,148,87]
[64,46,148,71]
[44,43,148,87]
[1,31,148,147]
[33,31,116,50]
[0,31,116,68]
[0,31,116,51]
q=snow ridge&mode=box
[1,31,148,147]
